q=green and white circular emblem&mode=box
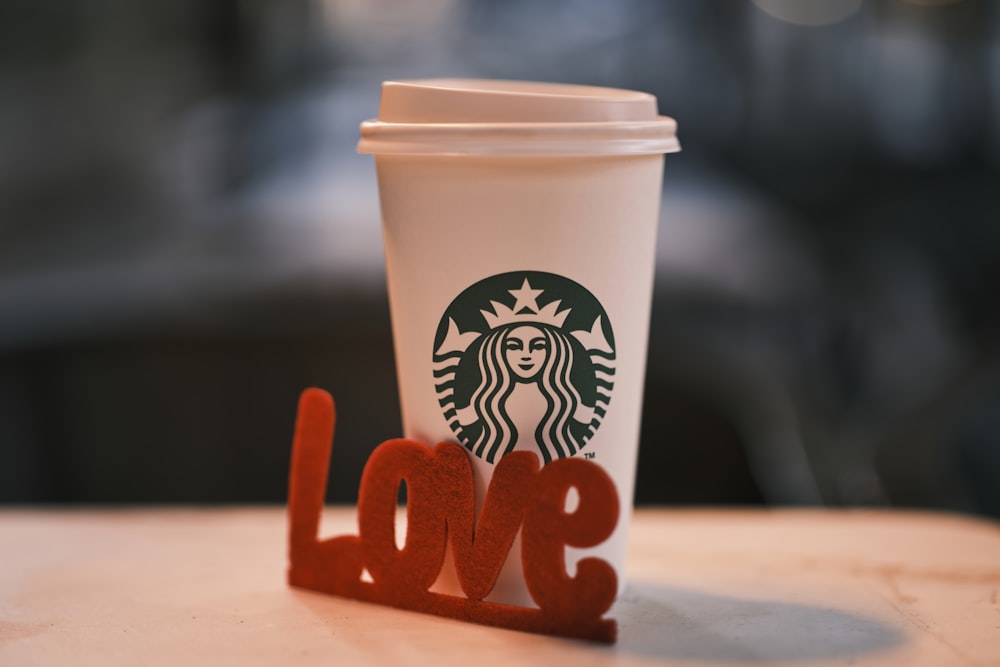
[432,271,616,464]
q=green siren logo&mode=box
[433,271,615,464]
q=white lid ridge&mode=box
[358,79,680,157]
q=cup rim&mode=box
[357,117,680,157]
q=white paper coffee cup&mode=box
[359,79,679,606]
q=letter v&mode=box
[440,447,540,601]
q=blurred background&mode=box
[1,0,998,515]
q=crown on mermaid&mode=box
[481,279,569,329]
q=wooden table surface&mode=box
[2,507,999,666]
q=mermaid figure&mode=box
[434,275,614,464]
[455,323,597,464]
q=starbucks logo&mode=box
[433,271,616,464]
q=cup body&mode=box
[360,79,677,606]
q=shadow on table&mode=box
[289,576,904,662]
[611,581,904,663]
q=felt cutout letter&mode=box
[287,387,620,643]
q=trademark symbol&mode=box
[584,452,596,460]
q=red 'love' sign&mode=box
[286,388,620,643]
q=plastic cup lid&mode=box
[358,79,680,157]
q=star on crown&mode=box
[481,278,570,330]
